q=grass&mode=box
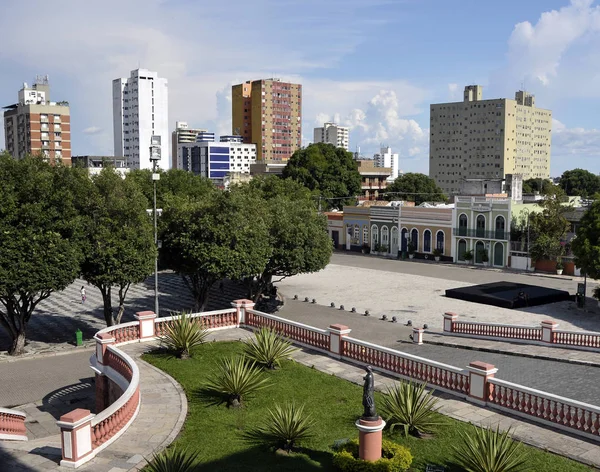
[143,342,593,472]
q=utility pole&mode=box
[149,136,162,316]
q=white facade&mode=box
[374,146,399,181]
[112,68,169,170]
[313,122,349,151]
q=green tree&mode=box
[385,173,446,205]
[245,177,332,301]
[80,168,156,326]
[161,186,271,311]
[522,178,555,194]
[572,200,600,279]
[529,187,571,262]
[282,143,361,210]
[0,154,88,354]
[559,168,600,198]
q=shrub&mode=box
[453,425,528,472]
[204,356,270,407]
[160,312,208,359]
[146,447,199,472]
[380,381,440,437]
[242,327,298,369]
[245,401,315,451]
[433,248,443,257]
[463,249,474,261]
[333,439,412,472]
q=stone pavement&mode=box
[0,274,247,358]
[276,300,600,405]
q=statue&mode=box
[361,366,378,420]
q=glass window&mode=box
[424,230,431,253]
[436,231,445,253]
[459,214,468,236]
[476,215,486,238]
[411,229,418,251]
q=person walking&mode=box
[80,286,86,304]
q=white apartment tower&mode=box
[313,122,349,150]
[374,146,399,181]
[113,68,169,170]
[429,85,552,195]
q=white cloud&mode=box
[447,83,459,100]
[82,126,102,135]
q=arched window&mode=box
[363,225,369,245]
[475,241,485,263]
[401,228,408,252]
[436,231,445,253]
[458,239,467,261]
[476,215,486,238]
[381,226,389,249]
[391,227,399,253]
[494,242,504,266]
[459,214,468,236]
[371,225,379,248]
[495,216,505,240]
[411,228,419,252]
[353,224,360,242]
[423,230,432,253]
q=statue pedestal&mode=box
[355,417,386,461]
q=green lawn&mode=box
[143,341,592,472]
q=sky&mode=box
[1,0,600,176]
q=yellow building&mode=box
[232,78,302,161]
[429,85,552,195]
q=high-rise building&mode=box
[171,121,207,169]
[429,85,552,195]
[232,78,302,161]
[112,68,168,170]
[313,122,349,150]
[374,146,399,181]
[3,76,71,164]
[181,133,257,184]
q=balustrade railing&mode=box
[553,330,600,349]
[0,407,27,441]
[154,308,238,337]
[453,321,542,341]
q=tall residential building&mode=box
[181,133,257,184]
[313,122,349,150]
[429,85,552,195]
[112,68,169,170]
[232,78,302,161]
[374,146,399,181]
[3,76,71,164]
[171,121,207,169]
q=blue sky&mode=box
[1,0,600,175]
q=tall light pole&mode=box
[150,135,162,316]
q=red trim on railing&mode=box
[453,322,542,341]
[0,410,27,438]
[553,331,600,349]
[92,388,140,448]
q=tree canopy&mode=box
[0,154,89,354]
[244,176,332,301]
[385,173,446,205]
[282,143,361,210]
[529,187,571,262]
[161,186,272,311]
[571,200,600,280]
[522,178,556,195]
[559,169,600,198]
[80,168,156,326]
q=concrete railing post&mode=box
[467,361,498,406]
[135,311,157,340]
[57,408,94,468]
[443,312,458,333]
[232,299,255,325]
[412,327,424,345]
[541,320,558,343]
[327,324,352,358]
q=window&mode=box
[424,230,432,253]
[363,225,369,245]
[353,224,360,243]
[459,214,468,236]
[371,225,379,248]
[381,226,389,248]
[476,215,486,238]
[495,216,505,239]
[411,229,419,252]
[436,231,445,253]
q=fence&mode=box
[0,407,27,441]
[443,313,600,351]
[57,300,600,467]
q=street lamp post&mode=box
[150,135,162,316]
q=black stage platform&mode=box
[445,281,571,309]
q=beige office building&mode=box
[429,85,552,195]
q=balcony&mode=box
[453,228,509,240]
[40,116,49,123]
[41,124,49,131]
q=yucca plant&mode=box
[380,380,441,437]
[242,327,298,369]
[453,426,528,472]
[160,312,208,359]
[246,401,315,452]
[204,356,270,407]
[146,447,199,472]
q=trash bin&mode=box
[76,329,83,346]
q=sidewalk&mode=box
[424,332,600,367]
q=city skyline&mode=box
[1,0,600,175]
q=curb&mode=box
[0,345,95,364]
[128,350,189,471]
[420,337,600,368]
